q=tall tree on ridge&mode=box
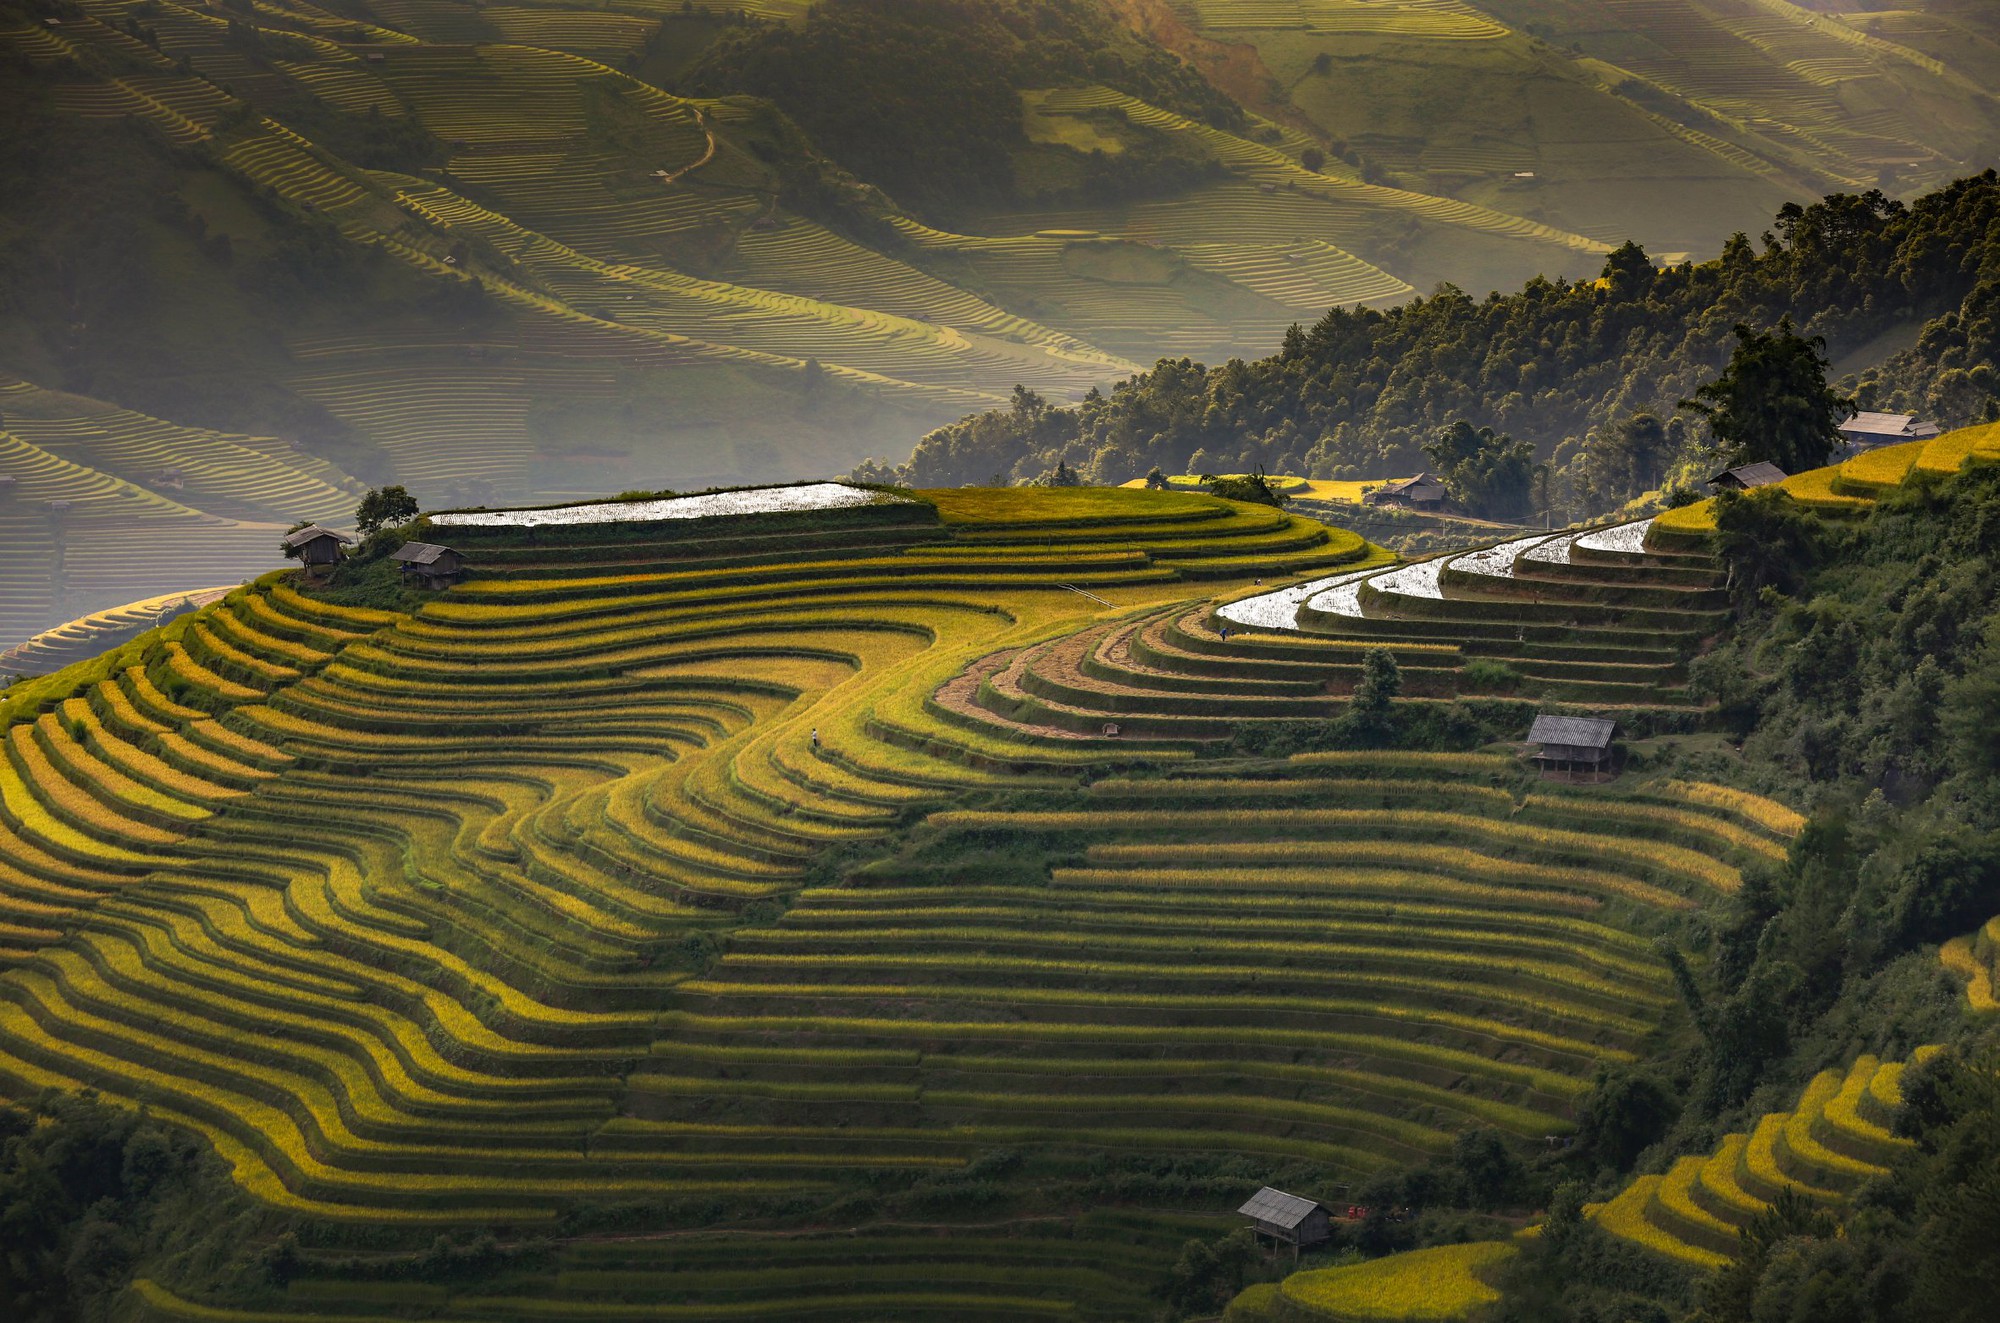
[1681,320,1852,475]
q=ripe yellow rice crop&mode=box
[656,1009,1590,1097]
[1288,751,1512,776]
[162,643,263,703]
[939,808,1739,893]
[1589,1175,1729,1271]
[1042,867,1600,913]
[1526,793,1786,862]
[677,976,1640,1058]
[1083,841,1691,909]
[1655,779,1806,838]
[1939,934,1998,1012]
[724,934,1666,1010]
[1690,1134,1758,1214]
[1279,1240,1516,1319]
[1087,776,1515,810]
[5,728,182,852]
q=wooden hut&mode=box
[389,541,465,588]
[1528,714,1617,781]
[283,524,353,570]
[1838,411,1940,452]
[1238,1186,1332,1256]
[1706,462,1787,492]
[1363,473,1448,509]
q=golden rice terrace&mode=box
[0,484,1805,1319]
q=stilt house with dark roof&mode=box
[1706,462,1787,492]
[1838,411,1940,452]
[1238,1186,1332,1254]
[282,525,353,570]
[1362,473,1448,509]
[389,541,465,588]
[1528,714,1617,781]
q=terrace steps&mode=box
[0,484,1810,1308]
[1591,1047,1935,1268]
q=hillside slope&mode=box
[0,0,1610,522]
[0,482,1798,1317]
[1127,0,2000,259]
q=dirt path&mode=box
[656,106,716,184]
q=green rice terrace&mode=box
[0,477,1830,1318]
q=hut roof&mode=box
[1708,461,1788,489]
[1840,411,1940,441]
[283,524,354,549]
[1238,1186,1323,1229]
[390,541,455,566]
[1528,715,1616,749]
[1375,472,1445,497]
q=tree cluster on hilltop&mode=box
[680,0,1243,220]
[878,175,2000,515]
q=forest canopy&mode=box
[875,175,2000,515]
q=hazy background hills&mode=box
[4,0,2000,646]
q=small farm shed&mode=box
[1238,1187,1332,1253]
[1528,714,1617,780]
[390,541,466,588]
[1363,473,1447,508]
[284,524,353,568]
[1706,462,1787,492]
[1839,411,1940,452]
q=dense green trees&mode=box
[881,176,2000,519]
[354,485,419,535]
[1,1092,271,1319]
[1420,421,1542,519]
[1681,320,1851,475]
[1201,467,1287,507]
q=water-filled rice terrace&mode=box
[0,482,1819,1317]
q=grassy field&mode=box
[0,483,1815,1315]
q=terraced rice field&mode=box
[0,588,231,679]
[0,484,1803,1314]
[0,426,294,653]
[1650,425,2000,548]
[1239,1239,1518,1321]
[1147,518,1727,722]
[1589,1046,1939,1270]
[1640,431,2000,1018]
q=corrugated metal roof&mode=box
[1529,715,1617,748]
[1237,1186,1322,1228]
[1841,411,1916,435]
[391,541,454,565]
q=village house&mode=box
[1528,714,1617,781]
[1838,411,1940,453]
[1362,473,1448,509]
[389,541,466,589]
[1238,1186,1332,1257]
[1706,461,1787,492]
[283,524,353,570]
